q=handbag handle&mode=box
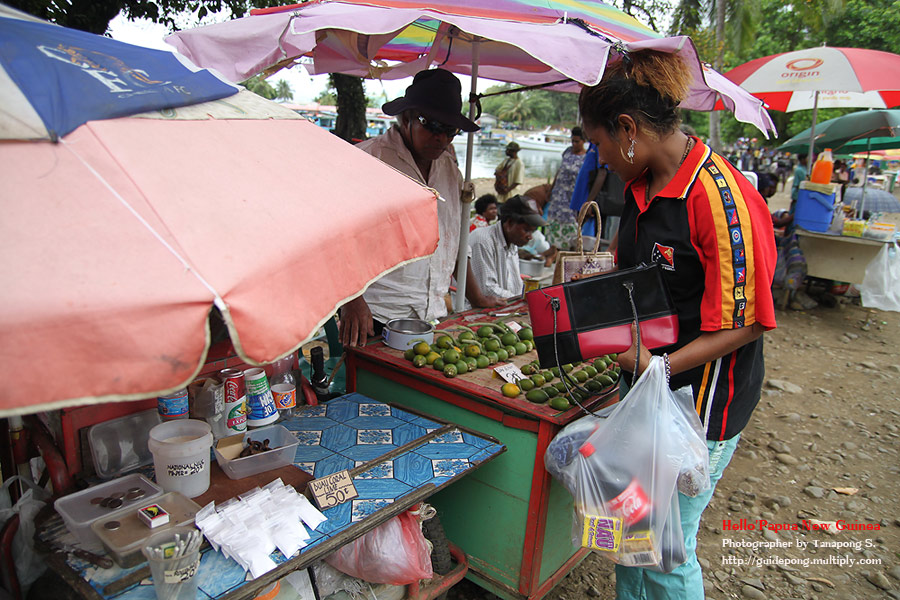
[540,273,642,416]
[573,201,603,255]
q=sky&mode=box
[107,9,501,106]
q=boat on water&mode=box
[514,128,570,153]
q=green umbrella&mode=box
[777,109,900,153]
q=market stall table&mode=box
[795,229,892,284]
[345,304,620,600]
[38,394,505,599]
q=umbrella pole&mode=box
[859,139,871,218]
[806,91,819,174]
[453,40,480,313]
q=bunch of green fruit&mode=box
[400,319,536,379]
[498,354,621,412]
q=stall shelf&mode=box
[39,394,505,600]
[345,306,619,600]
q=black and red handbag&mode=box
[525,263,679,367]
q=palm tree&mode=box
[274,79,294,101]
[670,0,758,151]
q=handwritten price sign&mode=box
[308,470,359,509]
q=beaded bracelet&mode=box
[662,353,671,384]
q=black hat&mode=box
[501,195,546,227]
[382,69,479,133]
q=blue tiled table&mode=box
[47,394,505,600]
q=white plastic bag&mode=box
[0,476,51,591]
[545,357,690,572]
[860,243,900,313]
[670,386,711,498]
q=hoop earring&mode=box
[621,138,635,164]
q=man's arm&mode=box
[339,296,374,347]
[465,261,506,308]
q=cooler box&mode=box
[795,181,837,232]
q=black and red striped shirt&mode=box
[617,139,777,440]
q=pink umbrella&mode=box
[169,0,776,311]
[0,90,439,416]
[167,0,774,132]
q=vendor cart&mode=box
[345,304,619,600]
[33,394,505,600]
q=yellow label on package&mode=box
[581,514,622,552]
[618,530,660,567]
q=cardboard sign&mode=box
[493,363,525,384]
[308,470,358,509]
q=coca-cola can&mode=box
[219,368,247,433]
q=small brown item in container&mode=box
[238,438,272,458]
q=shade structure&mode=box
[0,7,237,141]
[166,0,775,135]
[776,109,900,153]
[0,88,440,417]
[723,46,900,112]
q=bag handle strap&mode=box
[539,274,641,416]
[573,201,603,255]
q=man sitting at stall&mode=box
[339,68,504,347]
[468,195,546,299]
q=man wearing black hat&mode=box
[469,195,546,299]
[339,68,503,347]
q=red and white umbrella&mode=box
[724,46,900,111]
[724,46,900,168]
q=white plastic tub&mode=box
[148,420,213,498]
[213,424,299,480]
[54,473,162,550]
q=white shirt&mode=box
[356,125,463,323]
[468,222,522,299]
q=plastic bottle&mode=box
[811,148,834,184]
[309,346,331,404]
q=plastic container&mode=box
[88,409,161,479]
[142,526,202,600]
[54,474,163,550]
[811,148,834,184]
[842,219,867,238]
[91,492,201,567]
[795,181,837,232]
[864,221,896,241]
[148,420,213,498]
[213,424,299,480]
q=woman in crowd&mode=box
[544,126,589,249]
[470,193,498,231]
[578,49,777,599]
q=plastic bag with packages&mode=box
[545,356,694,572]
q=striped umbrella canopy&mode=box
[168,0,774,133]
[168,0,775,312]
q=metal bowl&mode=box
[519,258,544,278]
[382,319,435,350]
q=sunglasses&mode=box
[416,114,461,138]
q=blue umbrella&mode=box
[0,8,237,141]
[842,186,900,214]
